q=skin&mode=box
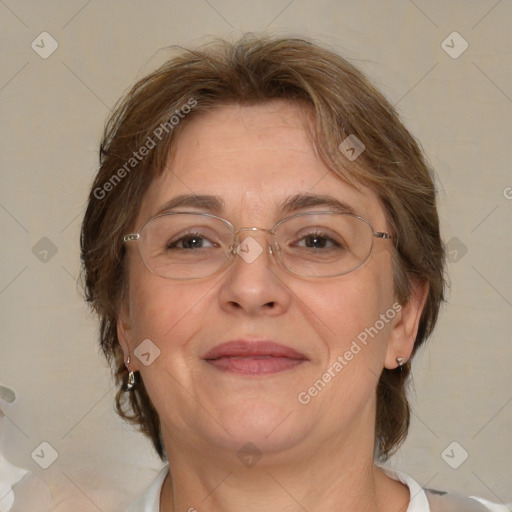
[118,101,428,512]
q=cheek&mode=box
[295,259,396,361]
[308,277,395,399]
[125,246,198,345]
[127,273,215,412]
[128,275,209,345]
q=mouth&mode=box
[202,340,308,375]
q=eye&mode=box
[293,232,342,250]
[167,232,217,250]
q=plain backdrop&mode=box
[0,1,511,510]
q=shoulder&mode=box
[425,488,511,512]
[380,466,510,512]
[123,465,169,512]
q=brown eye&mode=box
[302,234,336,249]
[167,233,216,250]
[293,232,342,250]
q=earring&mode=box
[125,371,136,391]
[396,357,406,374]
[123,355,136,391]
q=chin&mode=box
[201,399,312,456]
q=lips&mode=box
[202,341,308,375]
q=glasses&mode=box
[123,211,394,280]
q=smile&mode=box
[202,340,308,375]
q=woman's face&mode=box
[118,101,418,460]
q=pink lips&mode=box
[202,341,308,375]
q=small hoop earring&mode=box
[126,355,131,366]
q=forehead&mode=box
[136,101,386,227]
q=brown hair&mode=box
[80,34,445,461]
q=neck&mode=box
[159,429,409,512]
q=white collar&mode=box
[124,464,168,512]
[379,466,431,512]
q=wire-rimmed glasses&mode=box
[123,211,394,279]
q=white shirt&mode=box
[124,465,509,512]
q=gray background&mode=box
[0,0,511,510]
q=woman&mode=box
[80,35,507,511]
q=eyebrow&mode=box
[155,194,225,216]
[282,193,356,216]
[154,193,356,217]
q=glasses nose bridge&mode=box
[234,225,279,246]
[232,226,278,257]
[234,226,274,237]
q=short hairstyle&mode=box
[80,35,446,461]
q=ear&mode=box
[384,281,429,369]
[117,300,140,372]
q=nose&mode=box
[218,232,292,317]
